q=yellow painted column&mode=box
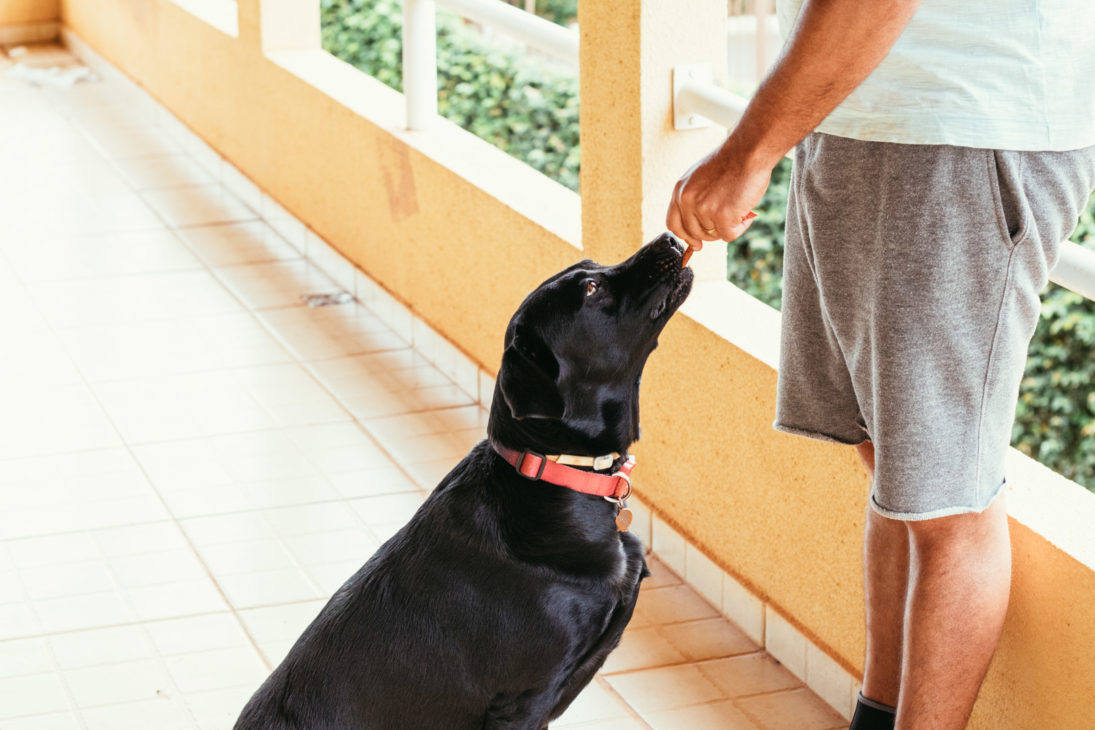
[578,0,728,266]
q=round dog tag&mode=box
[615,509,633,532]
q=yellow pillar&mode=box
[238,0,320,54]
[578,0,728,266]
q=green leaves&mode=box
[1015,270,1095,489]
[321,0,580,191]
[725,157,791,309]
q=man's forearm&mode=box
[725,0,923,170]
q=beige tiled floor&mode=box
[0,42,846,729]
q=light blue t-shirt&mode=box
[776,0,1095,151]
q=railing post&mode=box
[578,0,728,266]
[754,0,769,86]
[403,0,438,131]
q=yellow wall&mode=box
[57,0,1095,726]
[0,0,58,26]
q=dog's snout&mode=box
[651,232,686,256]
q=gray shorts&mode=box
[775,133,1095,520]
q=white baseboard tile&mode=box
[650,515,686,577]
[627,495,652,551]
[183,134,223,181]
[61,28,138,94]
[221,163,263,216]
[764,606,808,681]
[443,344,480,403]
[405,316,481,402]
[806,642,856,721]
[305,230,356,295]
[261,194,308,254]
[684,543,723,610]
[371,286,414,344]
[478,370,495,409]
[722,569,765,646]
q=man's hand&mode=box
[664,0,923,259]
[666,141,775,252]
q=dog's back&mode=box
[235,444,645,730]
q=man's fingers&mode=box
[680,206,714,244]
[666,200,701,251]
[719,214,758,242]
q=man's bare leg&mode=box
[899,496,1011,729]
[856,441,1013,728]
[856,442,907,709]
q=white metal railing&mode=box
[402,0,578,131]
[672,71,1095,303]
[403,0,438,130]
[436,0,578,63]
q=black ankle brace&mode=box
[849,692,896,730]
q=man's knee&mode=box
[905,496,1010,551]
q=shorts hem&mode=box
[772,420,868,447]
[870,480,1007,522]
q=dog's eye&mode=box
[585,280,599,297]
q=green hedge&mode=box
[1014,209,1095,488]
[322,1,1095,492]
[321,0,580,190]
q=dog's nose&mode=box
[653,231,685,254]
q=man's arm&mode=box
[667,0,923,250]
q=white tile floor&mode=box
[0,42,847,729]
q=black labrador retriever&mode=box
[234,233,693,730]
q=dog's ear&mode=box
[498,326,564,420]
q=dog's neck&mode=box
[486,383,635,466]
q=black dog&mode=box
[234,233,693,730]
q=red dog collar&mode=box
[492,443,635,501]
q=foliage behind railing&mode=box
[321,0,580,190]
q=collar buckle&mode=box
[592,454,615,471]
[515,450,548,480]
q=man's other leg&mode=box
[856,442,907,712]
[855,441,1011,729]
[899,497,1011,729]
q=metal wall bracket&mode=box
[673,64,714,131]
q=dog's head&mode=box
[488,233,694,456]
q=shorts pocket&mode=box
[986,149,1031,250]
